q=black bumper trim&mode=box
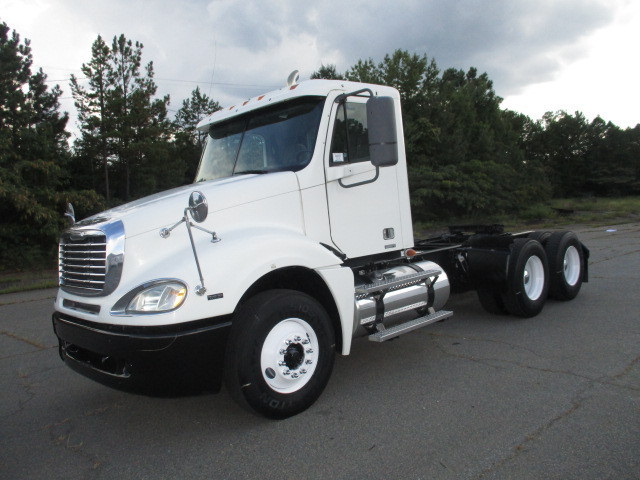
[52,312,231,395]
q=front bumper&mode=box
[52,312,231,395]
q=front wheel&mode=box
[224,290,335,419]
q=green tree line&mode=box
[0,22,220,268]
[313,53,640,219]
[1,20,638,268]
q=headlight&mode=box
[126,282,187,313]
[110,280,189,316]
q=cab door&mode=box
[324,96,403,259]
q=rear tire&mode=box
[224,290,335,419]
[527,230,551,245]
[545,231,584,300]
[502,239,549,318]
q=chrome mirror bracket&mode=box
[159,192,221,296]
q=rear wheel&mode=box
[545,231,584,300]
[224,290,335,419]
[527,230,551,245]
[502,239,549,318]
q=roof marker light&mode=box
[286,70,299,87]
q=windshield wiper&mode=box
[233,169,269,175]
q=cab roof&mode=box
[196,79,395,131]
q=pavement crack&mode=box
[429,334,620,386]
[605,354,640,391]
[475,388,590,479]
[53,431,105,475]
[0,345,58,361]
[589,248,640,265]
[1,376,38,419]
[431,339,505,371]
[0,330,48,350]
[44,412,114,478]
[430,332,548,361]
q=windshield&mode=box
[196,97,324,182]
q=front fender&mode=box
[195,226,344,317]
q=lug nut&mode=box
[291,373,299,379]
[306,348,314,354]
[300,369,307,374]
[305,359,313,365]
[278,361,286,366]
[302,339,310,345]
[294,336,301,342]
[279,349,286,355]
[282,369,290,376]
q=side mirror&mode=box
[188,191,208,223]
[366,96,398,167]
[64,203,76,225]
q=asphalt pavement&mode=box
[1,224,638,479]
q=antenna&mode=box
[286,70,300,87]
[207,38,217,99]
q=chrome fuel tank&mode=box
[353,260,450,337]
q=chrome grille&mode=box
[59,234,106,293]
[59,220,124,297]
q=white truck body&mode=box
[52,77,588,418]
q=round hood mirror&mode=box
[188,191,208,223]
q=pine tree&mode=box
[71,34,171,203]
[0,21,73,267]
[173,86,221,183]
[70,35,112,201]
[310,64,345,80]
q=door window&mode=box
[330,101,369,164]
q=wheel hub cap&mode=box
[523,255,545,301]
[260,318,318,394]
[284,344,304,369]
[563,245,581,286]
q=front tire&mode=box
[224,290,335,419]
[502,239,549,318]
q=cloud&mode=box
[0,0,632,129]
[299,0,614,95]
[193,0,617,97]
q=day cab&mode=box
[52,76,588,418]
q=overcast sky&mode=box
[2,0,639,138]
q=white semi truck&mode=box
[53,75,589,418]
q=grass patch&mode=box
[414,195,640,238]
[550,196,640,223]
[0,279,58,295]
[0,269,58,295]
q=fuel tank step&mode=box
[356,269,442,296]
[368,310,453,342]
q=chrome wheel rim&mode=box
[260,318,318,394]
[563,245,581,286]
[523,255,545,300]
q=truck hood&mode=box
[76,172,301,238]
